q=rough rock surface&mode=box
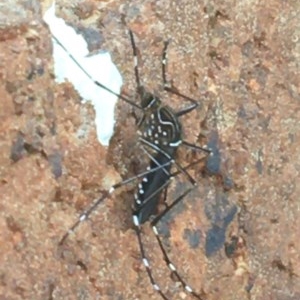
[0,0,299,300]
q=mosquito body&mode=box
[133,93,181,223]
[58,28,210,300]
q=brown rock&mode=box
[1,0,299,300]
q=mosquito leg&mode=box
[161,41,201,117]
[132,214,169,300]
[150,188,205,300]
[181,141,212,154]
[51,33,142,110]
[59,159,174,245]
[140,137,197,187]
[128,29,142,91]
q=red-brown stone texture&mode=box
[0,0,299,300]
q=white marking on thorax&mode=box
[169,140,182,147]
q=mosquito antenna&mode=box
[51,33,143,110]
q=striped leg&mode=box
[161,40,201,117]
[51,33,142,110]
[132,187,205,300]
[150,188,205,299]
[133,205,170,300]
[132,159,207,300]
[59,159,174,245]
[128,30,143,96]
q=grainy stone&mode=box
[1,0,299,300]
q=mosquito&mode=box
[56,29,211,300]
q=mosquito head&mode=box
[138,86,161,110]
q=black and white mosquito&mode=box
[56,29,211,300]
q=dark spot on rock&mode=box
[272,259,287,272]
[183,228,201,249]
[53,188,62,202]
[36,66,44,76]
[253,31,268,51]
[206,145,220,175]
[205,224,225,256]
[205,131,221,175]
[237,104,247,119]
[255,148,263,175]
[77,27,104,52]
[47,151,63,179]
[76,260,88,272]
[256,157,263,175]
[6,216,22,232]
[205,200,237,256]
[223,175,234,190]
[253,64,269,88]
[241,40,254,57]
[26,62,45,80]
[157,220,171,240]
[5,81,18,93]
[245,274,255,293]
[10,132,25,162]
[23,141,42,154]
[223,205,237,226]
[224,235,239,258]
[27,69,35,81]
